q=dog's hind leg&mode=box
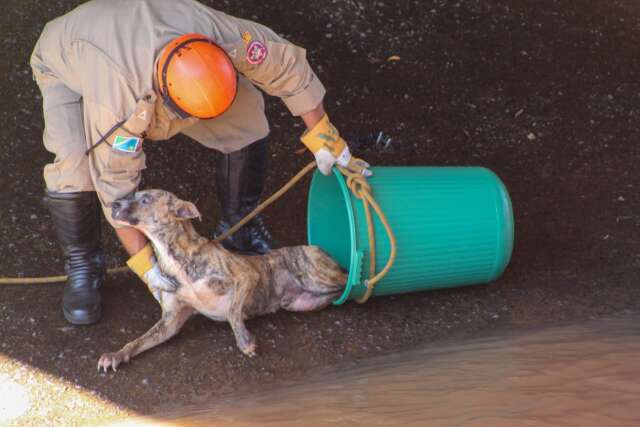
[97,300,195,372]
[228,286,257,358]
[229,314,256,358]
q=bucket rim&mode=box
[488,170,515,279]
[307,167,360,305]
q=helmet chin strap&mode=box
[163,97,192,120]
[152,50,193,120]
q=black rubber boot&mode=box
[215,138,277,255]
[44,191,104,325]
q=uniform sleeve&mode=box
[219,18,326,116]
[83,100,147,228]
[72,40,148,227]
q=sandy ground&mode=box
[1,0,640,424]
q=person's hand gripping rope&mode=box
[300,114,372,177]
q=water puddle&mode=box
[115,314,640,426]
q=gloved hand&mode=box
[300,114,372,177]
[127,244,178,293]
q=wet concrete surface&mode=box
[1,0,640,421]
[118,313,640,426]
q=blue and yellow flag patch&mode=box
[113,135,142,153]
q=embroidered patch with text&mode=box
[246,40,268,65]
[113,135,142,153]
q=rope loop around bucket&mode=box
[343,173,372,199]
[338,166,397,303]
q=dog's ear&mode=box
[174,201,202,221]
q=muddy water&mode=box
[121,315,640,427]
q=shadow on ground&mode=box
[1,0,639,418]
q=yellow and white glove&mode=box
[300,114,372,177]
[127,244,177,293]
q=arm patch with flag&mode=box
[113,135,142,153]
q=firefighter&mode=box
[30,0,370,325]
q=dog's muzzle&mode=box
[111,200,138,225]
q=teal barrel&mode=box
[307,167,514,304]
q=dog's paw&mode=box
[97,350,130,373]
[240,342,257,358]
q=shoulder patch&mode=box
[246,40,268,65]
[113,135,142,153]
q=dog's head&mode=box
[111,190,201,232]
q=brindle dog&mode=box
[98,189,347,372]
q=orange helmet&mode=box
[156,33,238,119]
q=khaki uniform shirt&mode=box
[30,0,326,226]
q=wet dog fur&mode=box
[98,189,347,371]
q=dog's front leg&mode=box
[98,301,194,372]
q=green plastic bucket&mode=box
[307,167,514,304]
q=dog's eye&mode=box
[140,194,152,205]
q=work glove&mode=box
[127,244,178,294]
[300,114,372,177]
